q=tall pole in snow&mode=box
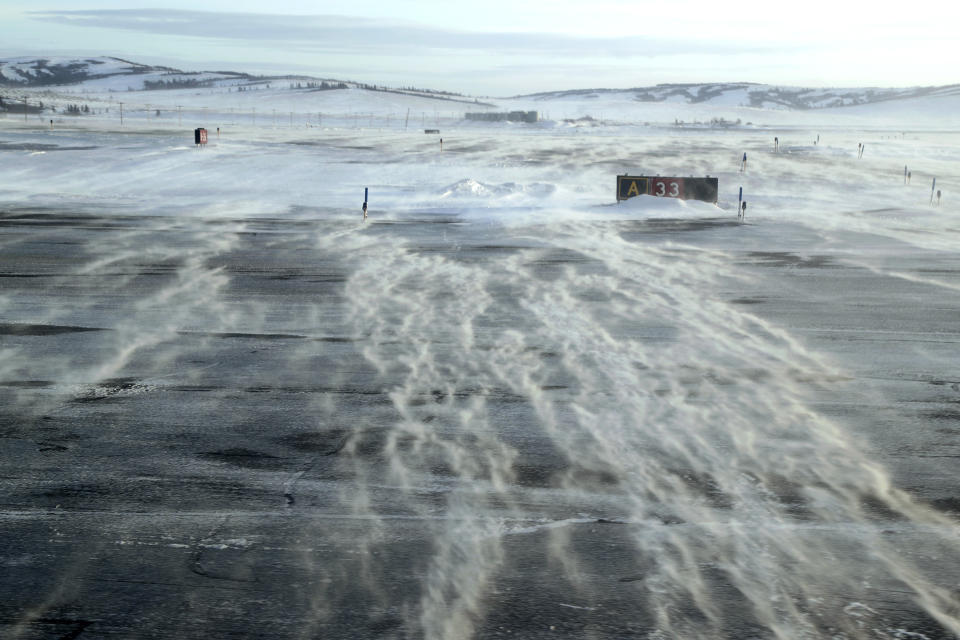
[931,178,937,204]
[738,186,743,219]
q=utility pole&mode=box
[119,102,124,126]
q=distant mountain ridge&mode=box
[0,56,320,88]
[521,83,960,110]
[2,56,958,111]
[0,56,180,86]
[0,55,489,106]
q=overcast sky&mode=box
[0,1,956,95]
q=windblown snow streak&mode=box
[309,213,960,639]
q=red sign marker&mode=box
[650,177,684,200]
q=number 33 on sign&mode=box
[652,178,683,199]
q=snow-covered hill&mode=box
[0,56,482,106]
[521,83,960,111]
[3,56,959,113]
[1,55,958,129]
[0,56,336,91]
[0,56,180,86]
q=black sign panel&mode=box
[682,177,719,203]
[194,128,208,145]
[617,175,718,203]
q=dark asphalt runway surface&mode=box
[2,202,959,639]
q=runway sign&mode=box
[617,175,718,203]
[194,128,208,145]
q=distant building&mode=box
[464,111,539,123]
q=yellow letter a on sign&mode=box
[625,180,640,197]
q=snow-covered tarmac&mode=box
[1,94,959,639]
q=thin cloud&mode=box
[28,9,788,58]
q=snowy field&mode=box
[1,86,960,639]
